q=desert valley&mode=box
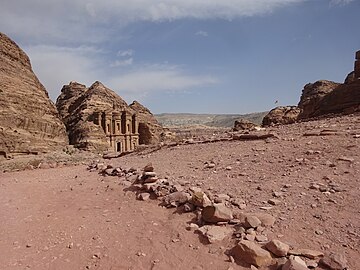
[0,26,359,270]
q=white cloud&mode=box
[23,44,217,103]
[195,31,209,37]
[329,0,354,6]
[111,58,134,67]
[117,49,134,57]
[0,0,306,44]
[23,45,103,100]
[107,64,219,98]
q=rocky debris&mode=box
[262,106,301,127]
[56,82,164,151]
[232,133,278,141]
[202,204,233,223]
[197,225,233,243]
[232,240,273,267]
[233,119,259,131]
[0,32,68,156]
[86,160,350,269]
[288,249,324,259]
[265,239,289,257]
[244,216,261,229]
[320,252,348,270]
[282,256,308,270]
[190,191,212,208]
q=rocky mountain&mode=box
[56,81,163,151]
[0,32,68,158]
[263,50,360,126]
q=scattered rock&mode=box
[232,240,273,267]
[265,239,289,257]
[244,216,262,229]
[197,225,233,243]
[320,252,348,270]
[202,204,233,223]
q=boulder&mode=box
[262,106,301,127]
[282,258,308,270]
[0,32,68,156]
[265,240,289,257]
[298,79,360,119]
[232,240,273,267]
[202,204,233,223]
[320,252,347,270]
[197,225,233,243]
[233,119,258,131]
[190,192,212,208]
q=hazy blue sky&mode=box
[1,0,359,114]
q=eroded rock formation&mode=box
[262,106,301,126]
[56,82,163,151]
[0,32,68,157]
[263,50,360,126]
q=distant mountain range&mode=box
[155,112,268,128]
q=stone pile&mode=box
[87,161,348,270]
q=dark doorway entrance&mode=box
[116,142,121,152]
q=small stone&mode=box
[245,234,256,241]
[282,257,308,270]
[306,260,318,268]
[255,235,268,242]
[315,229,324,235]
[232,240,273,267]
[244,216,262,229]
[202,204,233,223]
[186,223,199,231]
[268,199,281,205]
[143,163,154,172]
[197,225,233,243]
[225,166,232,171]
[265,239,289,257]
[320,252,347,270]
[289,249,324,259]
[191,192,212,208]
[138,192,150,201]
[183,202,196,212]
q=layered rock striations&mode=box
[0,32,68,157]
[56,81,163,151]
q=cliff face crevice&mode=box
[0,32,68,156]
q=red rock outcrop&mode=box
[297,80,341,119]
[262,106,301,126]
[0,32,68,157]
[129,101,164,145]
[56,82,164,151]
[263,50,360,126]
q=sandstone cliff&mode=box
[129,101,164,145]
[263,50,360,126]
[56,82,163,151]
[0,32,68,157]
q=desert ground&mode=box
[0,113,359,270]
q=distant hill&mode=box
[155,112,268,128]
